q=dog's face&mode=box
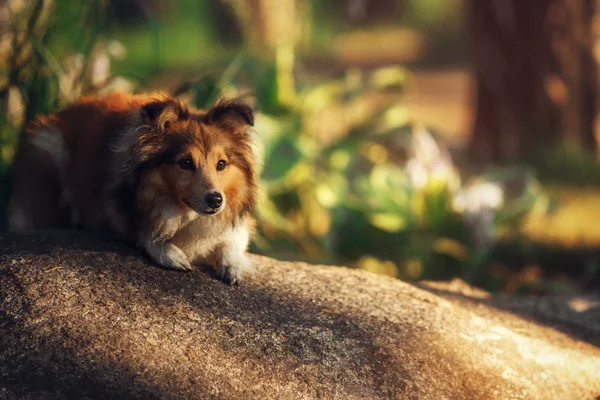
[134,98,258,221]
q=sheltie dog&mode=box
[8,92,259,284]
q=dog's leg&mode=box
[9,123,70,230]
[143,239,192,271]
[215,224,252,285]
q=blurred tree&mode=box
[224,0,310,109]
[225,0,303,53]
[468,0,598,163]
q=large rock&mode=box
[0,230,599,400]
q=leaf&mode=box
[192,75,220,109]
[369,212,407,233]
[261,135,303,183]
[358,255,399,277]
[368,65,408,92]
[433,238,468,261]
[256,192,296,234]
[252,58,289,115]
[300,80,347,113]
[328,149,351,171]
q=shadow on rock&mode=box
[1,230,599,400]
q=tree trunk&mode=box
[468,0,598,163]
[226,0,303,54]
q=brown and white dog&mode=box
[8,92,259,284]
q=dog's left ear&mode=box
[205,100,254,129]
[141,98,189,133]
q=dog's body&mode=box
[9,92,259,284]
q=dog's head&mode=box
[123,96,259,222]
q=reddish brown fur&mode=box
[10,92,258,246]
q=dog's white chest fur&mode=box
[142,208,252,284]
[171,216,230,263]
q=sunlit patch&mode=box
[362,142,388,164]
[315,184,337,208]
[369,212,406,233]
[404,259,423,279]
[329,149,351,170]
[369,66,407,91]
[433,238,468,261]
[358,255,399,277]
[453,181,505,214]
[568,296,600,313]
[383,105,411,129]
[7,85,24,127]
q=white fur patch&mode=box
[171,213,229,260]
[109,124,147,158]
[167,216,252,283]
[221,224,251,265]
[28,126,67,169]
[144,238,192,271]
[150,202,198,243]
[247,127,262,158]
[218,223,252,283]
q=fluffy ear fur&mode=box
[110,98,187,185]
[141,98,189,133]
[204,99,254,130]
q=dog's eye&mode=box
[178,158,194,170]
[216,160,227,171]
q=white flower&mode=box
[406,158,428,189]
[106,40,127,60]
[405,125,461,191]
[453,181,504,214]
[453,181,505,247]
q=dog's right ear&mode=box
[141,98,189,132]
[204,100,254,130]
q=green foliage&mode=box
[0,0,133,227]
[536,143,600,186]
[405,0,463,27]
[108,0,242,77]
[0,0,548,287]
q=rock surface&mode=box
[0,230,599,400]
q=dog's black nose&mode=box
[205,192,223,209]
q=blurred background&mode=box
[2,0,600,294]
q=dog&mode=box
[8,92,259,284]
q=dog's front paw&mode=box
[145,241,192,271]
[162,244,193,271]
[219,265,240,285]
[218,255,252,285]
